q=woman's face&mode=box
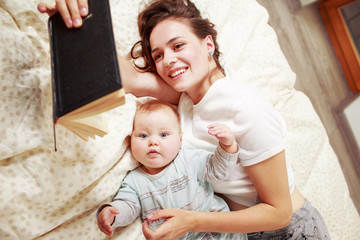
[149,18,213,103]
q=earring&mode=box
[209,52,213,56]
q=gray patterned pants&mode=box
[247,200,330,240]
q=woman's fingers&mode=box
[37,2,57,16]
[55,0,79,28]
[146,209,170,221]
[142,221,155,239]
[78,0,89,16]
[144,209,192,240]
[144,210,172,240]
[38,0,89,29]
[52,0,89,28]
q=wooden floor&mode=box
[257,0,360,213]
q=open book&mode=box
[48,0,125,144]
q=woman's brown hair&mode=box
[130,0,223,74]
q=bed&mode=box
[0,0,359,239]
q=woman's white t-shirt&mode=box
[178,69,295,207]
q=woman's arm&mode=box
[117,55,181,105]
[38,1,181,104]
[143,151,292,240]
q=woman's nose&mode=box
[164,51,177,66]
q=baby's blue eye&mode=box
[160,132,169,137]
[140,134,148,138]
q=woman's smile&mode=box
[169,67,187,78]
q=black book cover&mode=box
[48,0,122,123]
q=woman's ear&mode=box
[204,35,215,55]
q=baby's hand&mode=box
[37,0,89,28]
[208,123,238,153]
[97,206,120,237]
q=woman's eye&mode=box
[160,132,169,137]
[153,54,162,61]
[174,43,184,50]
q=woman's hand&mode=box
[142,208,194,240]
[37,0,89,28]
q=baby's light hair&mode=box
[134,99,181,131]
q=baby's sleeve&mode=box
[202,146,239,182]
[110,174,141,227]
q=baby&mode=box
[97,99,246,240]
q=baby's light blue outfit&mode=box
[99,146,247,240]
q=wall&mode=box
[344,96,360,146]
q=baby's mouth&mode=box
[147,149,159,156]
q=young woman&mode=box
[38,1,330,239]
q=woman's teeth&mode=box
[170,69,185,78]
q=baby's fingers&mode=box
[97,216,113,236]
[99,224,113,236]
[109,207,120,215]
[208,124,228,136]
[208,124,235,147]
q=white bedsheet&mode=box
[0,0,359,239]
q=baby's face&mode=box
[130,108,182,175]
